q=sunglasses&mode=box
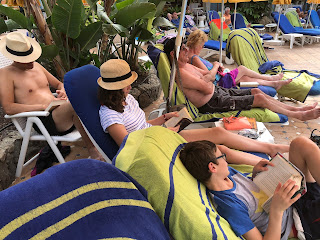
[181,44,189,51]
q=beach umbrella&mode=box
[203,0,228,64]
[272,0,292,40]
[306,0,320,28]
[167,0,189,111]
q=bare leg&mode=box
[179,127,289,157]
[238,75,292,91]
[52,102,104,161]
[251,88,317,111]
[235,65,284,82]
[289,136,320,183]
[218,145,263,166]
[251,89,320,121]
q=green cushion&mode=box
[285,11,303,28]
[114,126,254,239]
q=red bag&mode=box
[222,116,252,130]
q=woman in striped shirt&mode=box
[97,59,289,165]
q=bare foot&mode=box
[274,78,292,91]
[271,72,284,81]
[299,102,318,111]
[268,144,290,157]
[88,147,105,162]
[296,107,320,121]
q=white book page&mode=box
[164,107,193,128]
[253,154,300,197]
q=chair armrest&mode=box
[5,111,50,119]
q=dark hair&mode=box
[163,37,176,63]
[179,140,218,183]
[97,86,125,113]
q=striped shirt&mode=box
[99,94,152,133]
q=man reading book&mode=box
[180,136,320,240]
[0,32,103,160]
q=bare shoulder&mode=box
[0,65,15,83]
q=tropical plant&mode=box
[87,0,173,73]
[0,0,173,78]
[237,0,272,23]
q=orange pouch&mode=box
[223,116,252,130]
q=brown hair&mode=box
[186,30,208,49]
[179,140,218,184]
[97,86,125,113]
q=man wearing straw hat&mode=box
[0,32,103,160]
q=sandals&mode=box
[310,129,320,147]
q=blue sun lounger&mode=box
[309,10,320,29]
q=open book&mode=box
[253,153,307,213]
[45,99,67,112]
[239,82,259,88]
[164,107,194,132]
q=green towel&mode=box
[227,28,268,73]
[114,126,254,239]
[285,11,303,28]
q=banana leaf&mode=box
[52,0,84,39]
[76,21,103,51]
[40,45,59,59]
[0,5,31,30]
[114,3,156,28]
[0,18,8,34]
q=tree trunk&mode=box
[99,0,115,62]
[25,0,65,79]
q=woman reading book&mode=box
[186,30,292,90]
[97,59,288,165]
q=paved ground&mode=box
[10,31,320,186]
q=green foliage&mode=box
[237,1,271,23]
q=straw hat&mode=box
[0,32,42,63]
[97,59,138,90]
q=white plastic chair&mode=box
[5,111,81,177]
[0,50,81,177]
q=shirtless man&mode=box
[163,38,320,121]
[0,32,102,160]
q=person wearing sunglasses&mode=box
[180,138,320,240]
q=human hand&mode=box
[218,65,225,72]
[167,125,180,132]
[164,111,179,120]
[56,89,67,100]
[270,180,301,214]
[213,62,220,68]
[252,159,274,178]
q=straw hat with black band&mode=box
[97,59,138,90]
[0,32,42,63]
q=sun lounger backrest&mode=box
[208,19,231,41]
[64,65,119,160]
[231,13,246,29]
[309,10,320,28]
[273,13,296,34]
[285,10,303,27]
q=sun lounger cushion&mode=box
[204,39,226,50]
[0,159,170,239]
[113,126,255,240]
[147,44,288,123]
[309,10,320,28]
[273,13,320,35]
[64,65,119,160]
